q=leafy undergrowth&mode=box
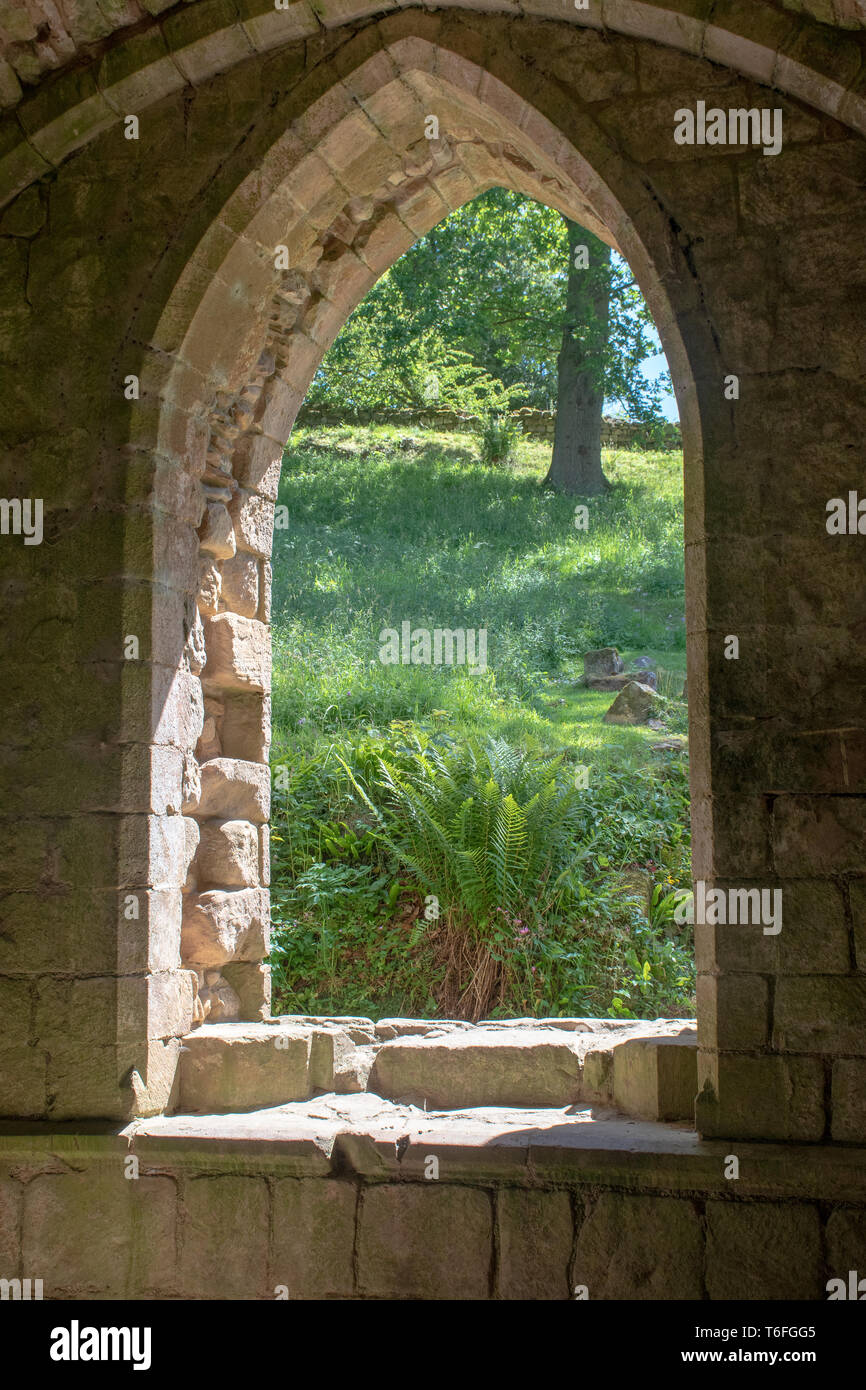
[267,426,693,1021]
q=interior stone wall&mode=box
[0,0,864,1151]
[3,1119,866,1300]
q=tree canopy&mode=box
[306,188,672,421]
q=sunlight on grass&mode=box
[267,425,693,1021]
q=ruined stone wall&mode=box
[0,0,864,1150]
[295,403,684,449]
[2,1122,866,1299]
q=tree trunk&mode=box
[544,224,611,496]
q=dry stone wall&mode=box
[295,404,683,449]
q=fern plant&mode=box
[341,733,585,932]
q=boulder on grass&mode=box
[582,648,624,683]
[603,681,657,725]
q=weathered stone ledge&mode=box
[174,1015,699,1119]
[3,1095,866,1203]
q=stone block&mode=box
[368,1028,584,1109]
[194,757,270,822]
[0,978,31,1045]
[0,1178,19,1272]
[0,1046,46,1117]
[23,1168,177,1297]
[117,970,196,1043]
[177,1022,312,1111]
[198,561,222,616]
[696,1053,825,1142]
[825,1209,866,1289]
[198,969,241,1022]
[581,1045,614,1104]
[98,25,186,114]
[328,1031,376,1093]
[181,887,270,966]
[179,1174,269,1299]
[774,978,866,1055]
[162,0,254,87]
[220,552,259,617]
[831,1060,866,1142]
[850,880,866,972]
[198,499,236,559]
[228,488,274,557]
[196,703,223,762]
[574,1193,703,1300]
[260,824,271,886]
[603,681,656,725]
[222,961,271,1022]
[237,0,319,53]
[221,692,270,762]
[234,432,283,500]
[34,977,116,1050]
[203,612,270,691]
[120,813,190,891]
[358,1185,492,1299]
[259,561,272,623]
[20,69,117,169]
[271,1179,356,1299]
[152,666,205,752]
[498,1189,573,1300]
[612,1030,698,1122]
[582,647,623,681]
[119,888,184,975]
[196,819,260,888]
[706,1202,823,1300]
[374,1018,439,1040]
[697,974,769,1050]
[773,796,866,875]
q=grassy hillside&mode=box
[267,425,693,1021]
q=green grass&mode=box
[268,424,693,1021]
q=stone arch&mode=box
[2,4,863,1140]
[135,35,707,1031]
[2,0,865,214]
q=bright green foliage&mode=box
[478,413,522,467]
[342,732,586,928]
[267,427,693,1020]
[306,189,671,417]
[268,720,693,1020]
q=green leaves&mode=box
[362,732,585,929]
[306,188,671,418]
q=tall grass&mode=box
[267,426,692,1020]
[271,425,686,760]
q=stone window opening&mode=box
[143,49,706,1128]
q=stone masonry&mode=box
[1,0,866,1299]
